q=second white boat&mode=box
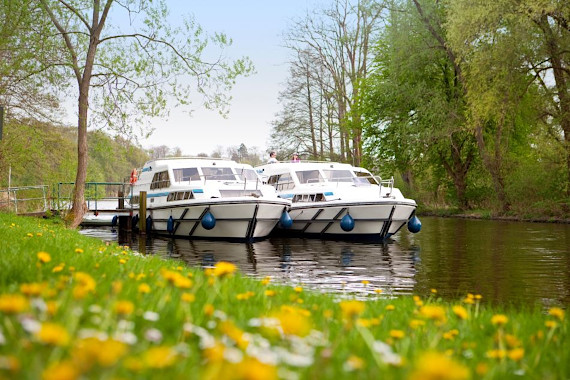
[255,160,421,241]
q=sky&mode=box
[136,0,322,156]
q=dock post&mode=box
[118,190,124,209]
[139,191,147,235]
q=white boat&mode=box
[129,157,291,242]
[255,161,421,241]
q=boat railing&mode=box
[378,176,394,197]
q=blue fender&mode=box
[111,215,118,227]
[279,210,293,228]
[201,211,216,230]
[407,215,422,233]
[146,215,153,232]
[167,215,175,234]
[340,213,355,232]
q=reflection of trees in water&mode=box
[115,233,419,297]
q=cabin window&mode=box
[173,168,200,182]
[268,173,294,190]
[323,169,353,182]
[202,167,236,181]
[292,193,325,202]
[235,168,259,181]
[167,191,195,201]
[354,171,378,185]
[150,171,170,189]
[295,170,324,184]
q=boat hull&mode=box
[133,198,289,242]
[276,200,416,241]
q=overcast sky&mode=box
[136,0,323,156]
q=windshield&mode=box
[235,168,259,181]
[322,169,354,182]
[173,168,200,182]
[201,167,237,181]
[295,170,324,184]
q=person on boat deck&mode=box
[291,153,300,162]
[268,151,278,164]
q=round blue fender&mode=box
[279,210,293,228]
[111,215,118,227]
[167,215,175,234]
[132,214,139,230]
[146,215,153,232]
[407,215,422,233]
[340,213,355,232]
[201,211,216,230]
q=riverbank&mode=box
[0,212,568,379]
[418,207,570,224]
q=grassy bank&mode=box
[0,212,568,379]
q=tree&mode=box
[363,0,477,209]
[283,0,383,165]
[446,0,570,198]
[33,0,253,227]
[0,0,62,121]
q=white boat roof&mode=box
[256,161,367,174]
[142,157,252,170]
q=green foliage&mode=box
[0,119,149,188]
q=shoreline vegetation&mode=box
[1,212,568,379]
[417,208,570,225]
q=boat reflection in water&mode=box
[133,235,419,297]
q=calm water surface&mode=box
[81,217,570,307]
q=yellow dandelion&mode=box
[204,304,215,317]
[274,305,312,337]
[389,330,405,339]
[52,264,65,273]
[505,334,521,348]
[261,276,271,285]
[508,348,524,362]
[409,351,469,380]
[486,349,507,359]
[142,346,177,369]
[26,233,34,238]
[385,304,395,311]
[410,319,426,329]
[294,286,303,293]
[419,305,447,323]
[545,320,558,329]
[37,251,51,263]
[46,300,58,316]
[0,294,29,314]
[374,288,383,294]
[138,283,151,294]
[443,329,459,340]
[491,314,508,326]
[36,322,70,346]
[20,282,44,297]
[265,290,276,297]
[213,261,237,278]
[323,309,334,319]
[548,307,565,321]
[340,300,365,321]
[119,258,127,264]
[74,248,84,254]
[236,291,255,300]
[430,288,438,294]
[452,305,469,320]
[344,355,365,371]
[42,361,78,380]
[112,281,123,294]
[234,357,278,380]
[181,293,196,303]
[114,300,135,316]
[361,280,370,286]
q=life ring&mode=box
[130,168,138,184]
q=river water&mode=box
[80,216,570,308]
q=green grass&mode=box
[0,212,568,379]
